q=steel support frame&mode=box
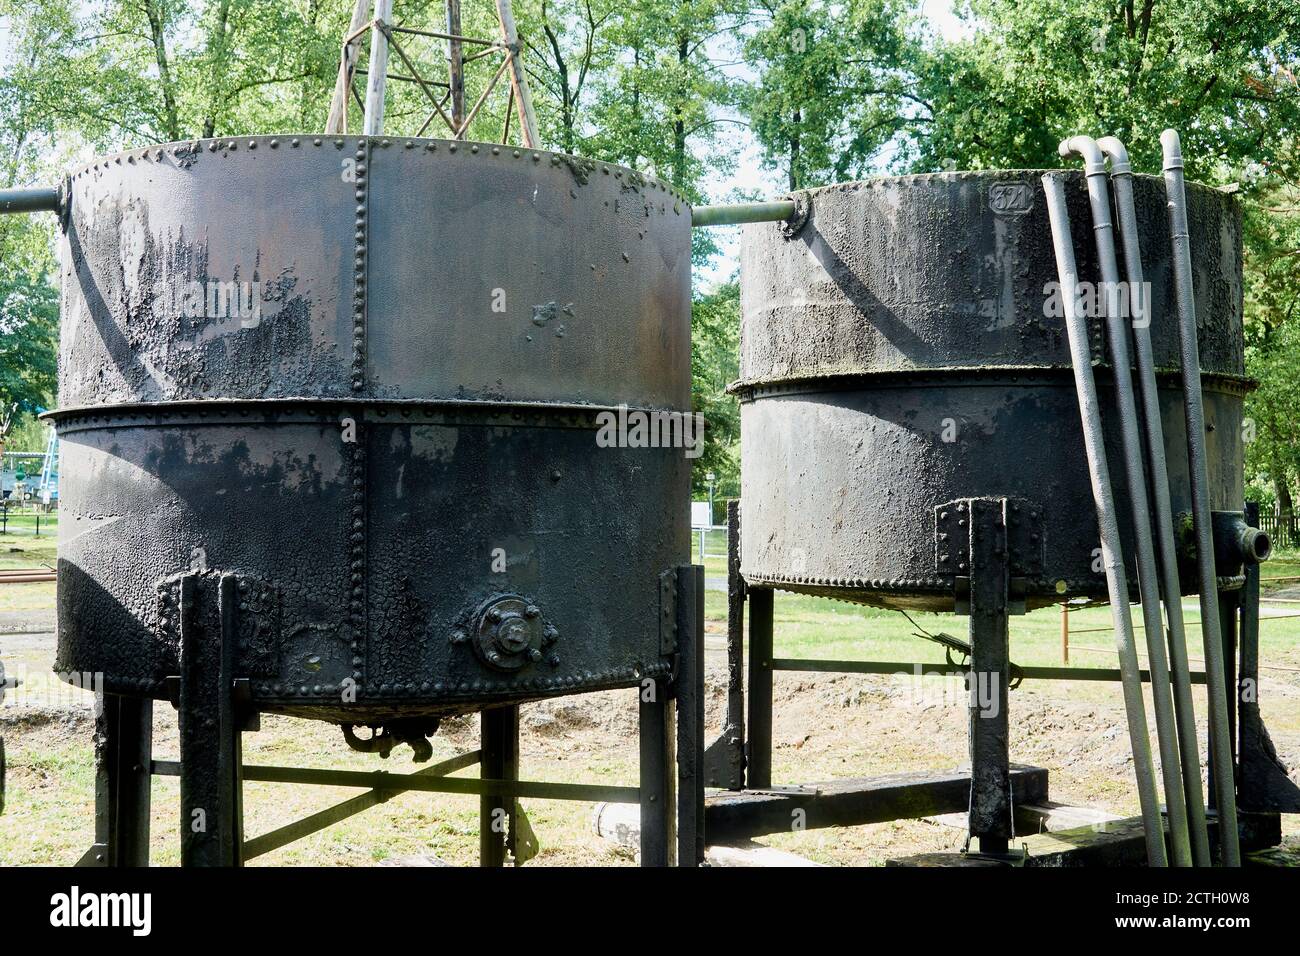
[725,499,1296,860]
[1238,503,1300,813]
[731,498,1022,850]
[964,498,1012,853]
[84,564,707,868]
[81,693,153,867]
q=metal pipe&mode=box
[1060,137,1192,866]
[0,187,59,214]
[1161,128,1241,866]
[1098,134,1211,866]
[691,200,797,228]
[1041,172,1168,866]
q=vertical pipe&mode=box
[1160,128,1241,866]
[1098,135,1211,865]
[746,588,774,789]
[362,0,393,136]
[1060,137,1191,866]
[967,499,1011,854]
[1042,173,1168,865]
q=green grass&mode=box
[701,549,1300,674]
[0,528,57,613]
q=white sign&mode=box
[691,501,712,528]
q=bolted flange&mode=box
[468,594,558,672]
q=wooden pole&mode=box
[1061,602,1069,665]
[494,0,540,147]
[445,0,465,134]
[362,0,394,136]
[325,0,372,134]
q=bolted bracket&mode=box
[659,569,678,656]
[460,593,559,672]
[937,498,1043,579]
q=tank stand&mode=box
[177,573,247,866]
[82,565,706,867]
[79,693,153,867]
[963,499,1013,854]
[713,497,1030,855]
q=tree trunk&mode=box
[202,0,234,139]
[789,109,801,190]
[143,0,182,141]
[672,32,688,186]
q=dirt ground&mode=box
[3,607,1299,866]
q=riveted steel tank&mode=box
[735,170,1245,611]
[48,135,692,722]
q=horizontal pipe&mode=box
[771,658,1207,684]
[691,200,796,227]
[0,187,59,215]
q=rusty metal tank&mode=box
[49,135,692,723]
[735,170,1245,611]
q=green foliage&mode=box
[691,281,739,498]
[0,264,58,428]
[901,0,1300,181]
[741,0,918,188]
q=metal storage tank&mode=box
[734,170,1245,611]
[49,134,693,735]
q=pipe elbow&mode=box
[1096,136,1132,175]
[1059,135,1107,175]
[1160,129,1184,170]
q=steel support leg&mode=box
[179,573,244,867]
[639,672,675,866]
[479,704,520,866]
[702,500,746,790]
[88,694,154,866]
[674,564,706,866]
[967,499,1012,854]
[1238,504,1300,813]
[1208,587,1241,816]
[746,587,774,789]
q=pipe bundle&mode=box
[1043,130,1240,866]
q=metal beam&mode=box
[242,750,481,860]
[705,765,1049,844]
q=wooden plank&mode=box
[705,765,1048,844]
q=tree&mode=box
[741,0,917,189]
[691,281,740,498]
